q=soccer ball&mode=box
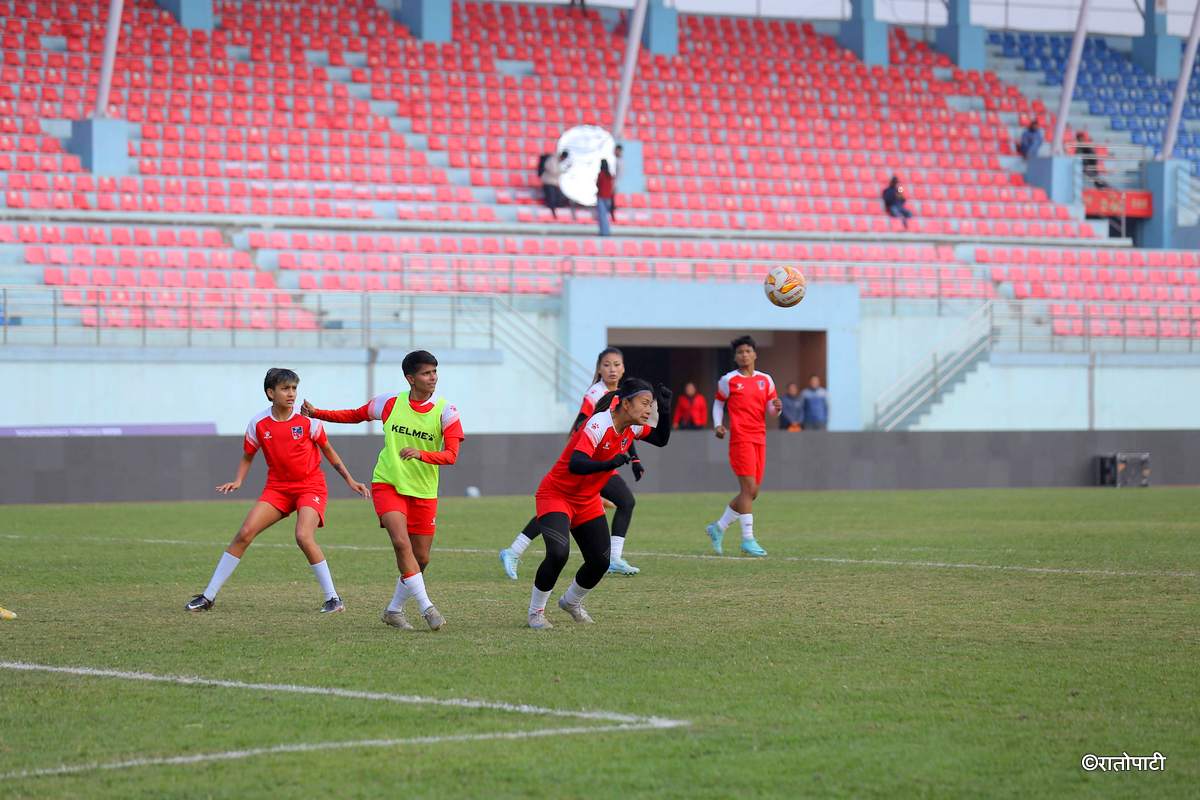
[763,265,807,308]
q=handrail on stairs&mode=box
[873,300,995,431]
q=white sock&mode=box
[386,575,408,612]
[562,580,591,607]
[310,560,337,601]
[509,533,533,556]
[529,587,551,615]
[716,505,740,531]
[739,513,755,541]
[610,535,625,562]
[203,551,240,601]
[402,571,433,613]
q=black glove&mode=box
[656,383,674,407]
[631,458,645,482]
[607,452,632,470]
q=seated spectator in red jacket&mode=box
[672,382,708,430]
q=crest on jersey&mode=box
[263,430,272,439]
[291,426,304,440]
[757,380,765,390]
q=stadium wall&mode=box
[913,354,1200,430]
[857,310,973,427]
[0,347,576,436]
[2,429,1194,504]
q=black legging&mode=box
[519,473,634,541]
[533,512,610,593]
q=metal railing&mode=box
[1176,169,1200,228]
[1072,142,1150,192]
[872,297,1200,429]
[873,300,996,431]
[0,285,593,401]
[989,299,1200,355]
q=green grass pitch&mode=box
[1,488,1197,798]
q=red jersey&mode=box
[597,171,615,200]
[244,407,328,488]
[716,370,777,443]
[672,392,708,428]
[538,410,651,501]
[577,380,616,419]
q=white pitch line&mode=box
[0,662,686,728]
[0,661,688,781]
[3,534,1196,578]
[0,723,657,781]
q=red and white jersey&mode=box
[315,393,464,439]
[244,407,328,487]
[539,410,651,501]
[716,370,777,442]
[577,380,616,419]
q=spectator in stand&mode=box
[800,375,829,431]
[539,152,562,218]
[882,176,913,228]
[1017,119,1043,160]
[1075,132,1107,188]
[609,144,623,222]
[569,0,587,12]
[779,382,803,431]
[596,159,615,236]
[672,382,708,430]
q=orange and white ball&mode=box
[763,265,807,308]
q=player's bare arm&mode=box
[217,452,254,494]
[320,441,370,498]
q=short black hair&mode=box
[264,367,299,396]
[730,335,756,352]
[402,350,438,376]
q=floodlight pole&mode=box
[93,0,125,118]
[1051,0,1092,155]
[612,0,649,141]
[1161,0,1200,161]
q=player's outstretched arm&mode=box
[320,440,370,498]
[217,452,254,494]
[568,451,631,475]
[302,399,373,424]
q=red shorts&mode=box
[729,440,766,484]
[535,491,605,529]
[259,484,327,527]
[372,483,438,535]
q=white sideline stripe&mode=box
[0,723,656,781]
[4,534,1197,578]
[626,550,1200,578]
[0,662,686,728]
